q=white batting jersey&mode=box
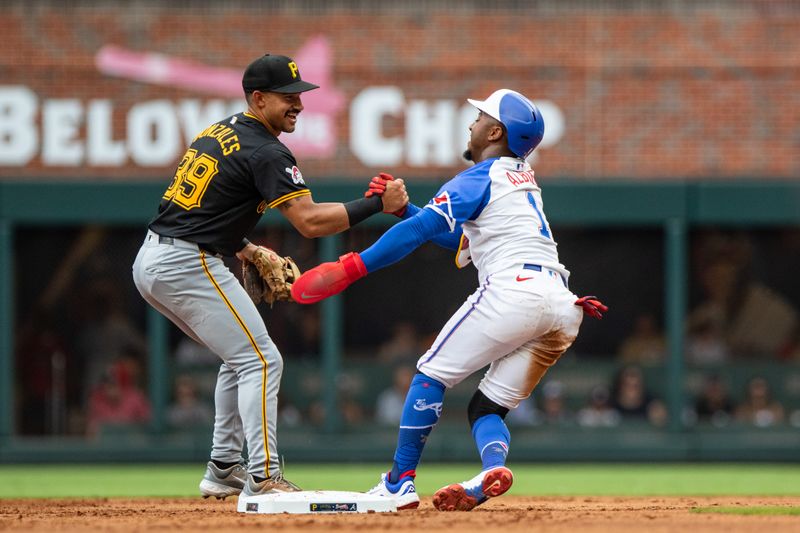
[424,156,569,282]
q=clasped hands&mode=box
[372,172,408,217]
[291,172,406,304]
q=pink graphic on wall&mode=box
[94,36,344,158]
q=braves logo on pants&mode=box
[413,399,443,417]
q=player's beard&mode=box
[462,149,473,162]
[283,108,301,133]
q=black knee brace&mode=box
[467,390,509,428]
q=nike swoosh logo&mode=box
[516,275,533,282]
[300,292,324,300]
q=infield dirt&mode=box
[1,496,798,532]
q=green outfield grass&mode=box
[0,463,798,499]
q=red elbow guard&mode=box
[291,252,367,304]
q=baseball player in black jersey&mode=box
[132,53,408,498]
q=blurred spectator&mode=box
[169,344,218,411]
[610,366,668,426]
[693,375,734,427]
[278,392,303,427]
[686,317,731,365]
[618,313,666,364]
[778,326,800,361]
[77,280,147,398]
[689,235,798,359]
[308,371,366,428]
[505,396,542,427]
[538,380,572,426]
[734,376,785,427]
[377,321,421,365]
[341,393,366,426]
[307,401,325,427]
[15,308,72,435]
[728,283,798,358]
[375,366,415,425]
[577,386,621,428]
[167,375,212,429]
[308,394,364,428]
[86,356,151,436]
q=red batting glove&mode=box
[574,295,608,320]
[291,252,368,304]
[364,175,389,198]
[364,173,406,217]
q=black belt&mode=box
[523,263,568,288]
[153,233,222,257]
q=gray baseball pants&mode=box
[132,229,282,479]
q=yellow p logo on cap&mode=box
[288,61,298,78]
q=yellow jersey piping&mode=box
[268,189,311,208]
[200,251,270,477]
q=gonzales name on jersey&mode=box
[148,112,310,256]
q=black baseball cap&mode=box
[242,54,319,94]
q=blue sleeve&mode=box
[399,203,421,219]
[359,208,451,273]
[423,162,492,231]
[400,202,461,250]
[429,225,462,250]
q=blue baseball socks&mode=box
[471,414,510,470]
[387,373,445,484]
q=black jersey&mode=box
[149,112,310,256]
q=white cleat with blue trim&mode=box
[367,472,420,510]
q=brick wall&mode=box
[0,1,798,180]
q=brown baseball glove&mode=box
[242,246,302,306]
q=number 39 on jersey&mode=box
[163,149,220,210]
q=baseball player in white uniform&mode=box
[291,89,607,511]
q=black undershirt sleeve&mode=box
[344,196,383,227]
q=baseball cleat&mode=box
[241,472,302,496]
[366,472,420,510]
[199,461,247,500]
[432,466,513,511]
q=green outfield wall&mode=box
[0,180,799,462]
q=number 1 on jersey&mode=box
[527,191,552,239]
